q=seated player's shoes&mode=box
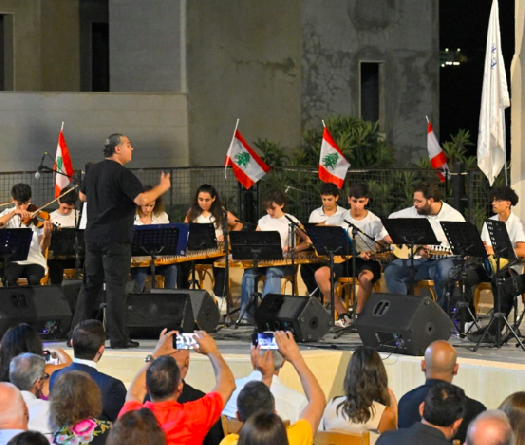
[334,314,352,328]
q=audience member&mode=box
[397,340,486,443]
[499,393,525,445]
[6,431,49,445]
[49,371,111,445]
[49,320,126,422]
[223,349,307,424]
[466,409,514,445]
[106,409,166,445]
[237,412,289,445]
[320,346,396,444]
[9,353,52,439]
[0,383,28,445]
[0,323,72,397]
[220,331,326,445]
[119,329,235,445]
[377,382,465,445]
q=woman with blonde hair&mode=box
[499,391,525,445]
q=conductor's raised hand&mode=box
[274,331,301,363]
[151,328,177,358]
[192,331,219,355]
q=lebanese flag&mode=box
[225,128,270,189]
[318,127,350,189]
[54,122,74,197]
[427,119,449,183]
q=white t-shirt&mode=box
[49,209,79,228]
[0,207,48,271]
[308,205,346,223]
[21,391,53,440]
[258,213,300,249]
[194,213,223,239]
[388,202,465,248]
[134,211,169,225]
[325,209,388,253]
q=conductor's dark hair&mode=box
[320,183,340,197]
[490,186,519,207]
[348,183,369,199]
[146,356,181,402]
[11,184,32,203]
[104,133,123,157]
[58,185,76,205]
[423,381,466,427]
[414,182,443,202]
[237,381,275,422]
[263,190,287,208]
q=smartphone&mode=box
[253,332,278,350]
[43,351,59,365]
[173,333,198,350]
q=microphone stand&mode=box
[284,215,299,296]
[221,206,233,326]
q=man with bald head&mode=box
[466,410,514,445]
[397,340,486,443]
[0,382,29,444]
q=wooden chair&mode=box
[314,430,370,445]
[336,278,381,312]
[193,264,215,289]
[413,279,437,301]
[473,281,492,315]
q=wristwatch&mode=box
[144,354,154,363]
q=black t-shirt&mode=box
[81,159,144,243]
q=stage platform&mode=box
[44,326,525,412]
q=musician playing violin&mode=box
[0,183,53,286]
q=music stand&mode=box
[0,228,33,286]
[305,226,354,323]
[440,221,486,334]
[50,228,85,279]
[230,230,283,329]
[473,220,525,350]
[187,223,217,289]
[382,218,440,295]
[132,224,180,289]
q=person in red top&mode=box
[118,329,235,445]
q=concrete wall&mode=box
[0,92,188,172]
[109,0,184,93]
[186,0,302,166]
[301,0,440,163]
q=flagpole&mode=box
[425,116,429,124]
[61,121,64,131]
[225,119,240,179]
[502,99,508,185]
[322,120,326,128]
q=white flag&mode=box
[477,0,510,186]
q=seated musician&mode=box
[466,185,525,343]
[314,183,391,328]
[179,184,242,311]
[130,186,177,291]
[300,182,346,297]
[0,183,53,286]
[239,189,309,325]
[48,185,80,284]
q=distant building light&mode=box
[441,64,445,67]
[453,62,460,65]
[445,48,449,52]
[457,48,461,52]
[446,61,453,65]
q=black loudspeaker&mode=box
[0,286,72,340]
[356,294,454,356]
[255,295,331,342]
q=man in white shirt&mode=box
[384,183,465,312]
[0,383,28,445]
[222,349,308,424]
[301,183,346,296]
[9,353,52,440]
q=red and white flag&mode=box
[426,118,449,183]
[318,127,350,189]
[225,127,270,189]
[54,122,74,197]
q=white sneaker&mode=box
[215,296,227,315]
[335,314,352,328]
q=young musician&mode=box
[131,186,177,291]
[384,182,465,312]
[179,184,242,310]
[300,183,346,296]
[0,183,53,285]
[239,189,309,325]
[315,183,391,328]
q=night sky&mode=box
[439,0,514,156]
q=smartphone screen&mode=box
[255,332,278,350]
[174,333,198,350]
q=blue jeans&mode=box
[130,264,177,291]
[240,266,293,321]
[384,258,462,311]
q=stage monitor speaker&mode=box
[255,294,331,342]
[356,293,454,356]
[150,289,220,333]
[0,286,72,340]
[60,280,106,316]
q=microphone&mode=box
[284,214,300,227]
[344,219,375,241]
[35,152,48,179]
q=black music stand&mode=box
[132,224,180,289]
[187,223,217,289]
[440,221,486,334]
[49,228,85,279]
[231,230,283,329]
[473,220,525,351]
[0,228,33,286]
[305,226,354,323]
[382,218,440,295]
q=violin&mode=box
[19,186,78,228]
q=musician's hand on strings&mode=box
[360,251,373,260]
[43,220,54,235]
[418,245,430,260]
[217,235,225,242]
